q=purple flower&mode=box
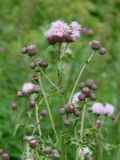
[91,102,115,116]
[45,20,81,44]
[45,20,69,44]
[72,92,81,104]
[79,147,92,158]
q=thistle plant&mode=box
[2,20,116,160]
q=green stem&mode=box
[76,103,86,160]
[68,51,95,103]
[35,103,42,137]
[97,128,103,160]
[37,72,60,149]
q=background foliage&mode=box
[0,0,120,159]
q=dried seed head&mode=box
[99,47,107,55]
[91,40,101,50]
[65,103,75,114]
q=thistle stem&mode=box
[35,103,42,137]
[68,51,95,103]
[37,72,60,149]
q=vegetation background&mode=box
[0,0,120,159]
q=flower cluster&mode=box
[45,20,81,44]
[21,44,36,56]
[91,102,115,116]
[17,82,40,96]
[72,79,97,104]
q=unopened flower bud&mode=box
[29,62,36,69]
[41,109,48,117]
[82,87,90,96]
[51,149,60,159]
[65,103,75,114]
[35,67,40,72]
[17,91,25,97]
[29,100,36,108]
[91,40,101,50]
[111,116,116,121]
[86,79,94,87]
[21,47,27,54]
[91,83,98,90]
[32,76,38,82]
[78,93,86,101]
[43,146,52,154]
[59,107,65,115]
[85,157,93,160]
[10,102,17,110]
[64,119,71,126]
[1,152,9,160]
[90,93,97,101]
[99,47,107,55]
[74,108,80,117]
[29,139,38,148]
[27,44,36,56]
[37,58,48,68]
[94,120,103,128]
[78,82,85,89]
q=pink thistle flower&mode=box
[91,102,105,115]
[91,102,115,116]
[21,82,40,94]
[72,92,81,104]
[79,147,92,158]
[45,20,69,44]
[102,103,115,116]
[65,21,81,42]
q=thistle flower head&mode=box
[79,147,92,158]
[22,82,35,93]
[91,102,115,116]
[72,92,81,104]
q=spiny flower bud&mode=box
[29,62,36,69]
[43,146,52,154]
[86,79,94,87]
[91,83,98,90]
[74,108,80,117]
[82,86,90,96]
[21,47,27,54]
[29,100,36,108]
[64,119,71,126]
[94,120,103,129]
[1,152,9,160]
[35,66,40,72]
[32,76,38,82]
[59,107,65,115]
[17,91,25,97]
[90,93,97,101]
[78,93,86,101]
[51,149,60,159]
[91,40,101,50]
[29,139,38,148]
[41,109,48,117]
[85,157,93,160]
[27,44,36,56]
[37,58,48,68]
[78,82,85,89]
[65,103,75,114]
[10,102,17,110]
[99,47,107,55]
